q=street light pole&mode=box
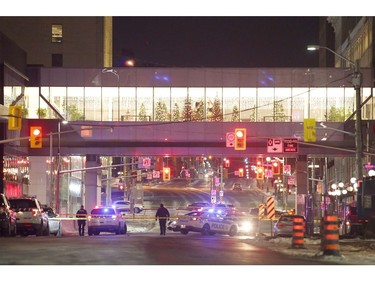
[307,45,363,180]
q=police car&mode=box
[201,212,256,236]
[171,211,211,234]
[87,206,127,236]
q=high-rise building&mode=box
[0,16,112,68]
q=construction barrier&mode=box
[291,216,305,249]
[322,215,340,256]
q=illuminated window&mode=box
[52,24,63,43]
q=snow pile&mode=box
[256,236,375,265]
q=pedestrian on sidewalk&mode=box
[155,203,170,235]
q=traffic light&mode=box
[238,168,244,177]
[30,126,42,148]
[234,128,246,150]
[272,161,281,175]
[256,156,263,167]
[163,167,171,181]
[225,159,230,167]
[256,166,264,180]
[8,105,22,130]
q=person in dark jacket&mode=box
[76,205,88,236]
[155,203,170,235]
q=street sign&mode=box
[226,132,235,147]
[142,157,151,168]
[267,138,283,153]
[284,164,291,175]
[304,118,316,142]
[287,175,295,185]
[283,138,298,153]
[152,170,160,178]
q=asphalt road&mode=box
[0,232,341,266]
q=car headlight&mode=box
[239,221,252,232]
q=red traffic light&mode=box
[234,128,246,150]
[272,161,281,175]
[30,126,42,148]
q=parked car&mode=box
[273,214,305,237]
[43,206,60,236]
[208,202,236,214]
[232,183,242,191]
[339,207,365,238]
[186,202,212,212]
[9,197,49,236]
[87,206,127,236]
[112,200,144,214]
[0,193,17,237]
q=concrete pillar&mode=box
[85,154,101,211]
[29,156,48,204]
[296,155,308,215]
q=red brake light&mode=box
[32,208,38,216]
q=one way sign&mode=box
[267,138,283,153]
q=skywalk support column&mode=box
[296,155,308,214]
[353,59,363,180]
[85,155,101,210]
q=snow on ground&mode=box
[255,236,375,265]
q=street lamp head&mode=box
[307,45,320,51]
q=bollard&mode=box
[322,215,340,256]
[291,216,305,248]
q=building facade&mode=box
[0,16,112,68]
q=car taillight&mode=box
[32,208,38,216]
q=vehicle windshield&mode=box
[9,199,37,209]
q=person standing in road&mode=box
[76,205,87,236]
[155,203,170,235]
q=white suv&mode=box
[112,200,144,214]
[9,197,49,236]
[87,206,127,236]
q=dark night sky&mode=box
[113,17,322,68]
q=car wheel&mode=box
[181,229,189,235]
[36,220,44,236]
[44,223,50,236]
[1,223,11,237]
[201,224,210,236]
[123,224,127,234]
[88,229,93,236]
[229,225,238,236]
[11,223,17,237]
[116,224,121,235]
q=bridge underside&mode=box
[11,119,364,159]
